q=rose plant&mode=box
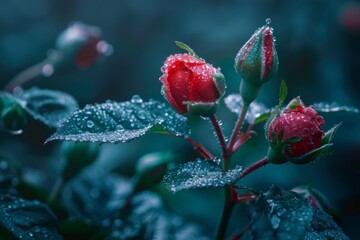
[0,20,358,240]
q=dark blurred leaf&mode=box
[248,185,349,240]
[0,194,62,240]
[163,159,242,193]
[224,94,271,124]
[0,88,78,128]
[0,158,19,195]
[60,219,107,240]
[47,96,190,143]
[312,102,359,113]
[62,168,208,240]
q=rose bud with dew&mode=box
[53,22,113,69]
[266,98,338,164]
[235,21,278,104]
[160,53,225,117]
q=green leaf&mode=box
[312,102,359,113]
[0,88,78,128]
[163,159,242,193]
[278,80,288,108]
[46,96,190,143]
[224,94,271,124]
[0,194,62,240]
[63,168,207,239]
[254,111,272,125]
[59,219,107,240]
[174,41,199,58]
[248,186,349,240]
[0,158,20,195]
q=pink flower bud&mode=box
[55,22,113,69]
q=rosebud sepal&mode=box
[186,101,219,117]
[267,123,341,165]
[287,143,333,165]
[212,73,226,98]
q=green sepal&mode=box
[267,146,287,164]
[185,101,219,117]
[285,97,305,110]
[174,41,199,58]
[212,72,226,97]
[321,123,341,145]
[288,143,333,165]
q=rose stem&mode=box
[47,177,63,204]
[185,136,214,159]
[235,157,269,182]
[215,103,250,240]
[227,102,250,153]
[4,60,48,92]
[209,115,227,156]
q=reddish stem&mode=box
[185,136,214,159]
[232,123,254,152]
[236,157,269,182]
[235,194,257,203]
[209,115,227,156]
[227,225,251,240]
[227,102,249,153]
[4,61,47,92]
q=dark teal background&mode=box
[0,0,359,238]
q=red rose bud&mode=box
[267,98,330,164]
[160,53,226,116]
[235,23,278,104]
[54,22,113,69]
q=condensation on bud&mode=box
[160,53,226,117]
[266,98,339,165]
[235,23,278,104]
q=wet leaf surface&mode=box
[47,95,190,143]
[224,94,271,124]
[62,168,208,240]
[163,159,242,192]
[0,88,78,128]
[248,185,349,240]
[0,194,62,240]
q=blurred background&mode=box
[0,0,359,238]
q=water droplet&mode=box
[131,95,143,104]
[42,64,54,77]
[96,41,114,56]
[86,120,94,128]
[0,161,8,170]
[265,18,272,25]
[9,129,23,135]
